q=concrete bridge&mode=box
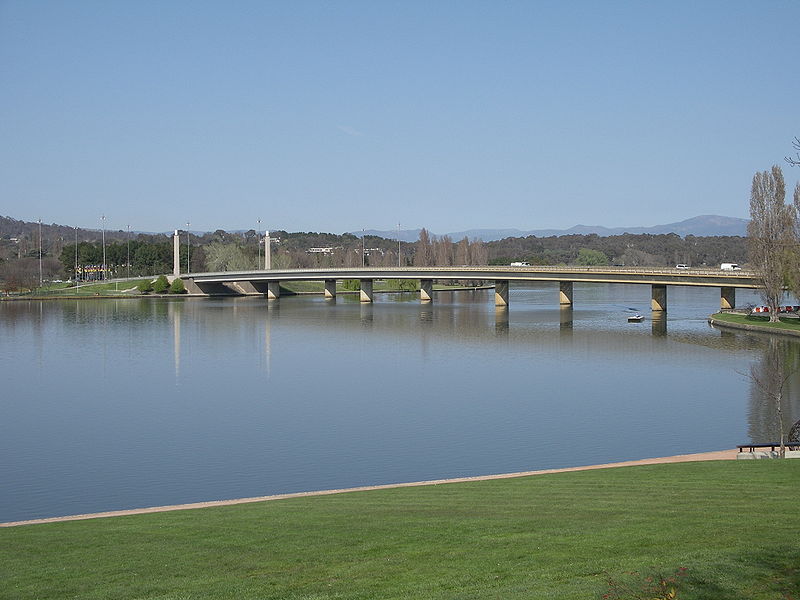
[184,266,760,313]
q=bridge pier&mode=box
[420,279,433,302]
[651,284,667,313]
[720,287,735,310]
[559,281,573,306]
[324,279,337,299]
[267,281,281,300]
[360,279,373,303]
[495,280,509,306]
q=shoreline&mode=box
[0,285,493,302]
[709,315,800,338]
[1,448,737,528]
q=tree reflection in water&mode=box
[747,337,800,447]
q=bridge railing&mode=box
[188,265,757,278]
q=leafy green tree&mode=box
[137,279,153,294]
[205,242,253,272]
[153,275,170,293]
[386,279,418,291]
[575,248,609,266]
[341,279,360,291]
[169,278,187,294]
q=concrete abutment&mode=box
[360,279,373,303]
[651,284,667,313]
[420,279,433,302]
[721,287,735,310]
[559,281,573,306]
[324,279,337,299]
[495,280,509,306]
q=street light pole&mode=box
[74,226,78,287]
[186,221,190,274]
[127,224,131,279]
[38,218,42,287]
[257,218,261,269]
[101,214,106,281]
[361,229,365,267]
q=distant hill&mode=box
[358,215,748,242]
[1,213,747,246]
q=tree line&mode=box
[0,219,750,292]
[486,232,746,268]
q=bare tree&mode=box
[0,257,39,291]
[469,238,488,265]
[455,237,470,266]
[414,228,433,267]
[789,182,800,299]
[786,136,800,167]
[747,165,795,322]
[433,235,454,266]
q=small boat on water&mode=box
[627,314,644,323]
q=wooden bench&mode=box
[737,443,800,452]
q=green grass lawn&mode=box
[711,311,800,332]
[17,279,154,296]
[2,461,798,599]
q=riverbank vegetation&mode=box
[2,461,798,599]
[712,311,800,333]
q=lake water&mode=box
[2,283,798,523]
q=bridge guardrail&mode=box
[187,266,757,279]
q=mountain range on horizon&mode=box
[1,214,748,243]
[357,215,749,242]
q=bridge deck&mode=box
[186,266,760,289]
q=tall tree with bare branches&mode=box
[786,136,800,167]
[414,228,433,267]
[748,165,796,322]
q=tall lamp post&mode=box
[37,218,43,287]
[126,224,131,279]
[186,221,190,274]
[361,228,365,267]
[74,225,78,287]
[257,218,261,269]
[101,214,106,281]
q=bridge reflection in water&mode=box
[184,266,759,314]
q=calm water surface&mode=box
[1,284,797,522]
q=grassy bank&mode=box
[2,461,798,599]
[3,279,153,298]
[711,311,800,333]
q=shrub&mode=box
[341,279,361,291]
[153,275,170,294]
[137,279,153,294]
[386,279,418,291]
[169,278,187,294]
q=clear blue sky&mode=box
[1,1,798,235]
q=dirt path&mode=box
[0,449,738,528]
